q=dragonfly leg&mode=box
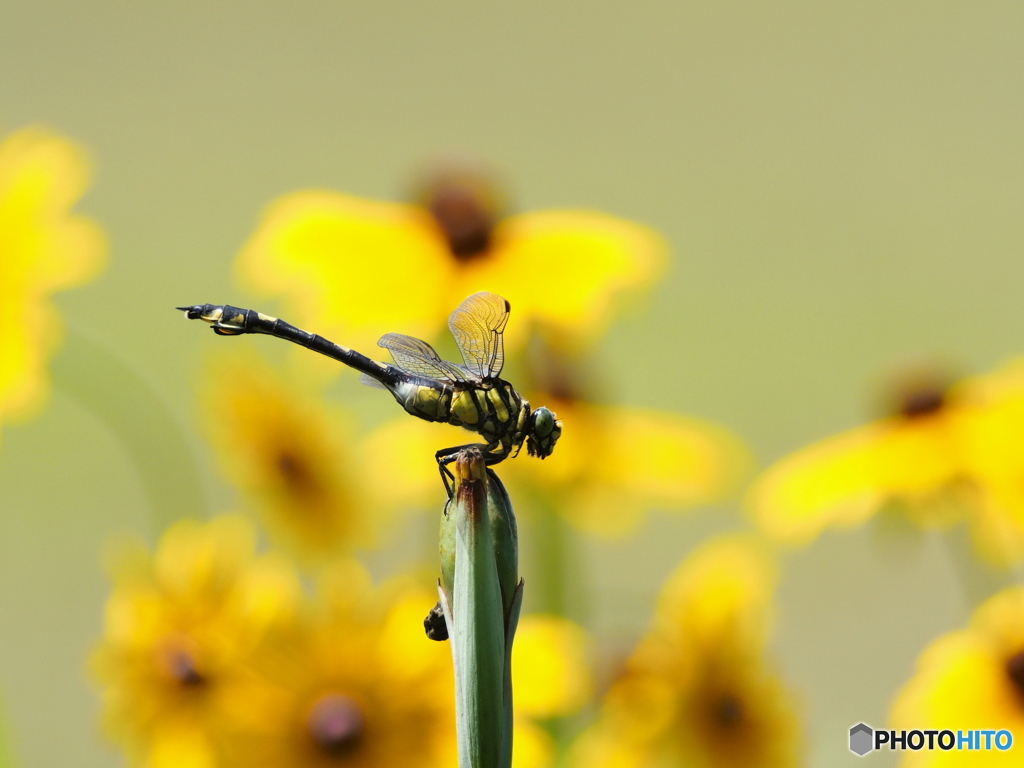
[439,463,455,500]
[436,444,481,499]
[435,442,504,500]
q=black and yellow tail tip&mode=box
[176,305,207,320]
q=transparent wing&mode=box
[377,333,468,382]
[452,363,478,378]
[358,372,388,390]
[448,292,510,379]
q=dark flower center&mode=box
[524,335,592,404]
[276,447,317,496]
[538,363,582,404]
[425,179,496,261]
[713,694,744,729]
[1005,650,1024,700]
[308,693,365,757]
[165,647,206,687]
[277,450,299,480]
[899,386,946,419]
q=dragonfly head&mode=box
[526,406,562,459]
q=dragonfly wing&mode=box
[448,291,510,379]
[452,363,478,379]
[377,333,467,382]
[359,372,388,389]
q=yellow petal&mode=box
[868,416,963,497]
[970,587,1024,659]
[361,417,453,507]
[234,553,302,630]
[512,718,557,768]
[201,350,370,558]
[236,190,455,352]
[148,726,218,768]
[750,423,899,544]
[957,362,1024,483]
[313,558,376,618]
[600,671,679,744]
[565,723,650,768]
[377,591,454,684]
[891,587,1024,767]
[459,210,665,343]
[521,404,748,536]
[512,614,593,718]
[576,537,801,768]
[891,635,1022,765]
[0,128,106,421]
[153,516,256,601]
[657,535,776,651]
[593,407,747,503]
[965,480,1024,566]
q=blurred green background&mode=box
[3,2,1024,766]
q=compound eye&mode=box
[533,407,555,436]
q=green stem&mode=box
[530,492,568,615]
[519,491,588,757]
[528,492,590,625]
[440,450,520,768]
[52,328,207,532]
[941,521,1012,619]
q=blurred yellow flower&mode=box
[200,350,371,560]
[0,127,106,434]
[890,586,1024,767]
[219,560,457,768]
[566,536,802,768]
[510,614,594,768]
[92,516,300,768]
[235,167,665,354]
[512,395,750,535]
[514,614,593,719]
[749,362,1024,565]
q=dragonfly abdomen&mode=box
[390,380,453,423]
[179,304,399,387]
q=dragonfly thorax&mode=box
[395,376,560,465]
[446,379,524,437]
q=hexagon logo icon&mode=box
[849,722,874,756]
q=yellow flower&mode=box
[200,350,370,560]
[513,614,593,720]
[235,166,665,354]
[92,516,300,768]
[890,586,1024,767]
[566,536,802,768]
[510,614,594,768]
[749,361,1024,565]
[0,127,106,433]
[219,560,457,768]
[516,396,750,535]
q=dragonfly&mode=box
[176,291,562,491]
